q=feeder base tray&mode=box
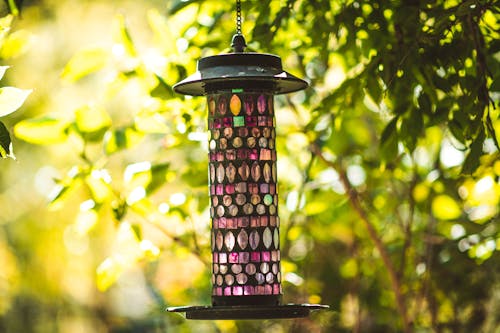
[167,304,329,320]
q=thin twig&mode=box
[311,143,412,333]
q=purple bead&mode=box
[223,117,232,127]
[239,252,249,263]
[244,96,254,115]
[244,286,255,295]
[238,217,249,227]
[257,95,266,114]
[246,116,257,127]
[237,149,248,159]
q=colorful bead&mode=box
[230,94,241,115]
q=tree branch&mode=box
[311,144,412,333]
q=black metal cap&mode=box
[173,52,308,96]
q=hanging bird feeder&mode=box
[167,1,328,320]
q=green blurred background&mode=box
[0,0,499,332]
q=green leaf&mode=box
[462,131,485,174]
[104,127,143,155]
[366,74,382,104]
[14,116,68,144]
[150,74,175,99]
[146,163,169,194]
[0,86,32,117]
[74,104,112,142]
[418,92,432,115]
[400,108,423,152]
[490,76,500,92]
[61,47,109,82]
[0,120,14,159]
[131,224,142,240]
[380,116,399,161]
[168,0,201,15]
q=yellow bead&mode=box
[230,94,241,115]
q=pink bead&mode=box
[262,251,271,262]
[273,284,280,295]
[249,149,258,160]
[233,286,243,295]
[216,185,223,195]
[224,287,232,296]
[264,284,272,295]
[251,252,261,262]
[229,252,239,263]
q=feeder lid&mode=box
[173,52,308,96]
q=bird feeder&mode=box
[167,11,328,319]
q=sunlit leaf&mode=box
[0,86,32,117]
[0,29,31,58]
[112,14,136,57]
[134,111,168,134]
[0,66,9,80]
[14,116,68,144]
[61,47,109,82]
[96,257,125,291]
[432,195,462,220]
[75,104,112,141]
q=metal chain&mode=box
[236,0,242,35]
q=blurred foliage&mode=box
[0,13,31,158]
[0,0,499,332]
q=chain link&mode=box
[236,0,242,35]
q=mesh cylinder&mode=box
[208,90,282,306]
